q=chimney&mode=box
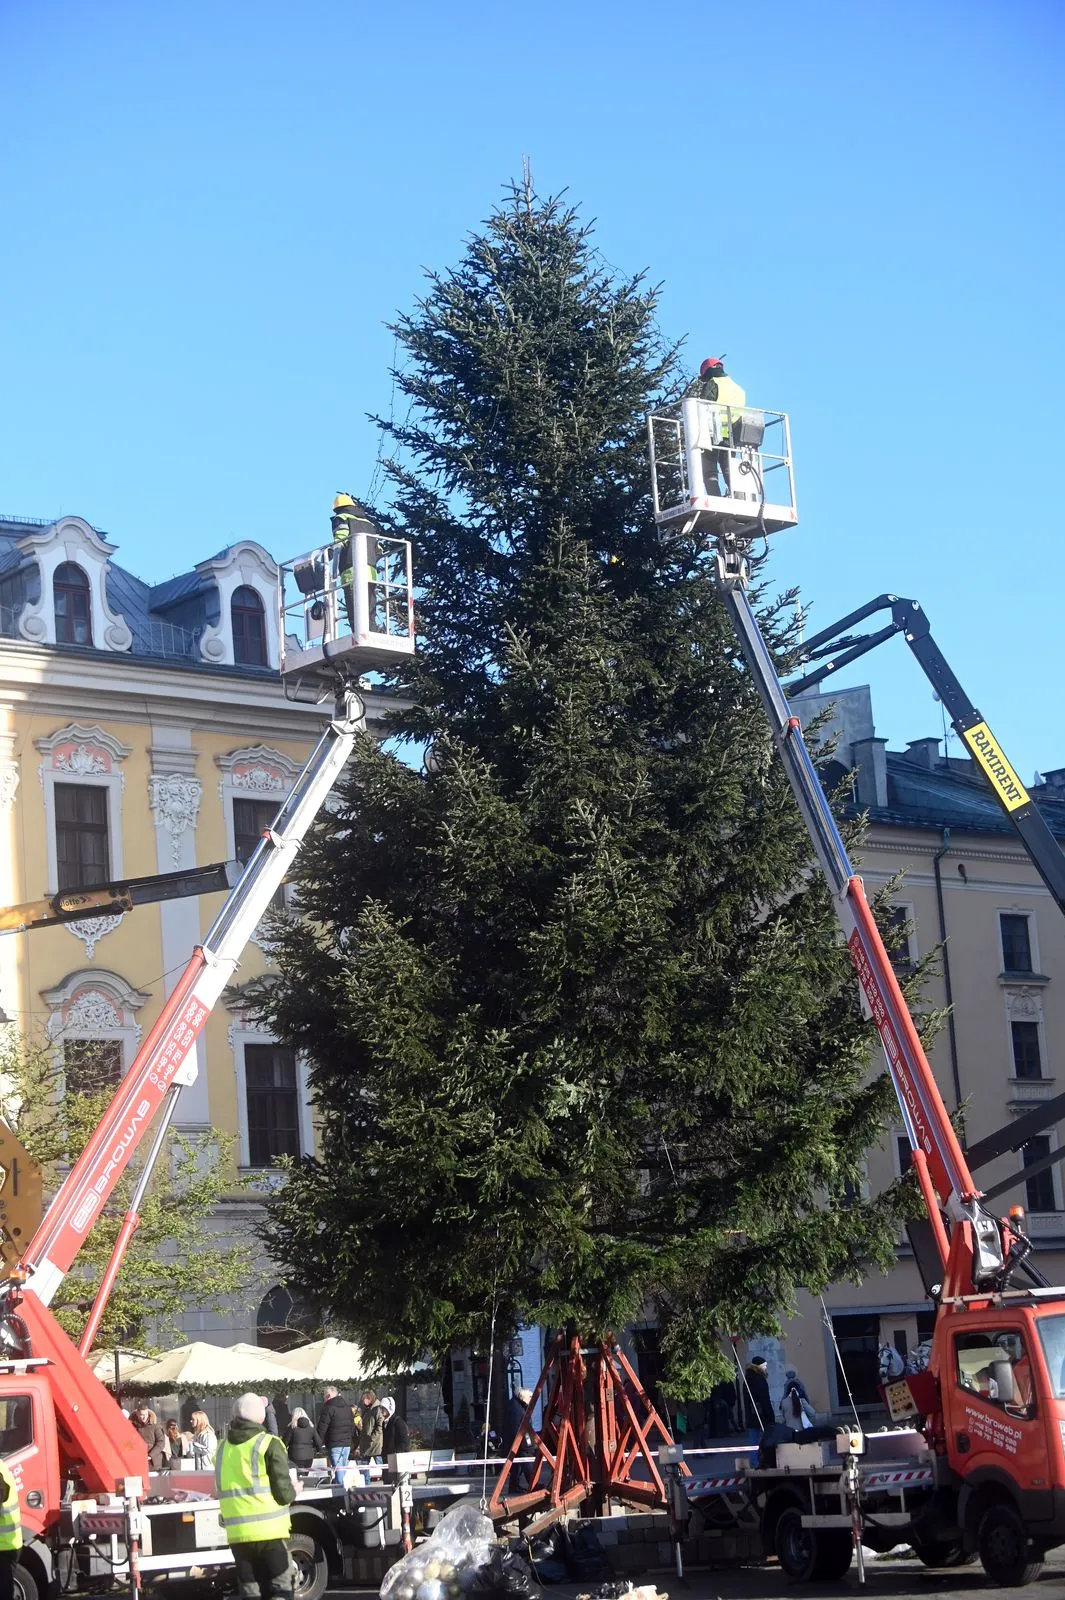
[1040,768,1065,791]
[905,737,941,770]
[852,736,889,810]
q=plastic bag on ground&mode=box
[468,1546,535,1598]
[510,1525,567,1583]
[564,1522,611,1581]
[380,1502,496,1600]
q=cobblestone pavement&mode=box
[333,1544,1065,1600]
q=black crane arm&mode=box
[786,594,1065,920]
[0,861,240,936]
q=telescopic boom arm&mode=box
[786,594,1065,919]
[722,582,1026,1295]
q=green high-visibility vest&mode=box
[709,375,746,440]
[0,1461,22,1552]
[215,1433,291,1545]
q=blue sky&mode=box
[1,0,1061,777]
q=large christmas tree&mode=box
[254,185,904,1391]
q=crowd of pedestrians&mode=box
[130,1386,408,1482]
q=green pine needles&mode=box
[252,185,906,1393]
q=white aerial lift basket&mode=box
[648,400,798,535]
[278,528,415,683]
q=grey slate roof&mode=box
[0,517,270,675]
[848,752,1065,842]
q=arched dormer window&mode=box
[54,563,91,646]
[232,585,267,666]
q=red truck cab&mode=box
[0,1377,60,1541]
[934,1299,1065,1578]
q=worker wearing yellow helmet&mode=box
[693,357,745,498]
[330,494,381,632]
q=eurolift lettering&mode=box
[964,1404,1022,1456]
[849,930,934,1157]
[964,724,1029,810]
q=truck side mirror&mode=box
[989,1360,1015,1404]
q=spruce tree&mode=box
[254,185,904,1390]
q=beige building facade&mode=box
[773,686,1065,1419]
[0,512,388,1345]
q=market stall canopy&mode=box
[87,1347,154,1383]
[272,1337,371,1385]
[122,1341,297,1395]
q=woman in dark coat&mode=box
[284,1406,324,1468]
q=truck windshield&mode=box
[1036,1314,1065,1398]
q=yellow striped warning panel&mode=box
[962,722,1030,812]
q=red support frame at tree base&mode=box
[488,1333,688,1528]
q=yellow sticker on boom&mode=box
[962,722,1030,812]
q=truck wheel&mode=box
[13,1561,39,1600]
[812,1532,853,1581]
[913,1539,976,1568]
[774,1506,817,1582]
[289,1533,328,1600]
[977,1503,1044,1587]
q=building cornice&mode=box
[863,826,1040,869]
[0,640,399,736]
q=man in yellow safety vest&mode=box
[0,1458,21,1600]
[216,1393,296,1600]
[331,493,381,633]
[693,357,746,498]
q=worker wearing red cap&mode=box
[693,357,746,498]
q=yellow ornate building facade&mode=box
[0,512,388,1342]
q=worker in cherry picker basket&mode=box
[691,356,746,498]
[0,1454,21,1600]
[331,492,381,632]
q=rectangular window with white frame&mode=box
[62,1037,123,1095]
[233,796,285,909]
[1000,912,1035,976]
[894,1132,912,1178]
[1022,1135,1060,1213]
[230,1025,313,1170]
[54,782,111,890]
[885,903,917,977]
[1011,1019,1044,1081]
[245,1042,301,1166]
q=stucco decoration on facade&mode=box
[66,915,125,961]
[195,542,280,668]
[148,773,203,866]
[0,731,17,818]
[35,724,132,786]
[42,969,152,1043]
[215,743,301,799]
[65,988,123,1031]
[16,517,133,652]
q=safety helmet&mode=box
[332,492,358,514]
[700,357,725,379]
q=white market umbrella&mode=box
[124,1341,297,1395]
[88,1347,155,1383]
[272,1337,371,1386]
